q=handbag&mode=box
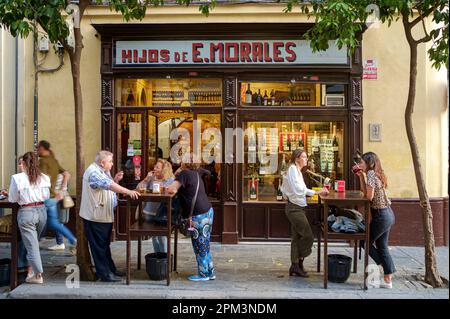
[63,195,75,208]
[179,172,200,237]
[57,202,71,224]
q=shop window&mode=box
[115,78,222,107]
[243,121,345,202]
[239,81,346,107]
[117,112,144,189]
[116,109,221,200]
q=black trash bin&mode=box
[145,253,173,281]
[328,254,352,283]
[0,258,11,286]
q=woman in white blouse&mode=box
[282,149,328,277]
[9,152,50,284]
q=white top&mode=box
[281,164,315,207]
[8,172,51,205]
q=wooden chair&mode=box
[0,201,19,289]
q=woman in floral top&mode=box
[353,152,396,289]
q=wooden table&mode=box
[318,191,371,290]
[125,192,177,286]
[0,200,19,289]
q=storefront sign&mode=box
[363,59,378,80]
[114,40,348,67]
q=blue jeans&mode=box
[55,231,64,245]
[152,236,167,253]
[369,207,396,275]
[45,198,76,245]
[191,207,215,278]
[143,214,167,253]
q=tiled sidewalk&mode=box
[1,238,448,299]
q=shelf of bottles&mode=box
[240,82,347,107]
[240,82,319,107]
[114,78,222,107]
[243,121,345,202]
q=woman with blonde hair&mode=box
[282,149,329,277]
[136,159,175,253]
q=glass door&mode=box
[116,110,146,190]
[195,113,222,200]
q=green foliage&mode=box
[0,0,69,42]
[0,0,218,45]
[283,0,448,70]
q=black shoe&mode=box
[113,270,125,277]
[100,273,122,282]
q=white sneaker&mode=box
[380,280,393,289]
[26,272,35,280]
[368,280,380,288]
[48,243,65,251]
[26,274,43,284]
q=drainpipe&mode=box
[32,22,65,151]
[14,37,18,173]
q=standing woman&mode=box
[8,152,51,284]
[353,152,396,288]
[167,161,215,281]
[281,149,328,277]
[37,140,76,253]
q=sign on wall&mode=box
[113,40,348,67]
[363,59,378,80]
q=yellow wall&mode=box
[23,4,447,198]
[362,18,448,198]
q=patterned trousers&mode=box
[190,207,215,278]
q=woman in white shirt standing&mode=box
[8,152,50,284]
[282,149,329,277]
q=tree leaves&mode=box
[283,0,448,70]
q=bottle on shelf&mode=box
[332,127,339,178]
[256,89,263,106]
[252,90,258,106]
[245,84,253,104]
[299,132,305,150]
[270,89,276,106]
[263,90,268,106]
[248,128,257,152]
[280,155,287,177]
[250,177,257,200]
[277,179,283,201]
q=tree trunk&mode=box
[402,14,443,288]
[68,9,95,281]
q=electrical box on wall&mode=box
[38,35,49,52]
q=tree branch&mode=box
[415,34,433,44]
[403,8,433,46]
[402,11,416,46]
[410,2,435,27]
